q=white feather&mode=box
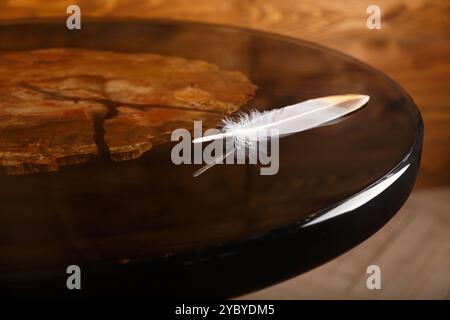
[193,94,369,145]
[192,94,369,177]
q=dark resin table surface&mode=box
[0,19,423,298]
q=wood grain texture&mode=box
[0,0,448,187]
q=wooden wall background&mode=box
[0,0,449,188]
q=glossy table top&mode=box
[0,19,423,298]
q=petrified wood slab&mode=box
[0,48,256,175]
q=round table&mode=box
[0,19,423,298]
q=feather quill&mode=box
[193,94,369,177]
[194,94,369,144]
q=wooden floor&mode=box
[238,188,450,299]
